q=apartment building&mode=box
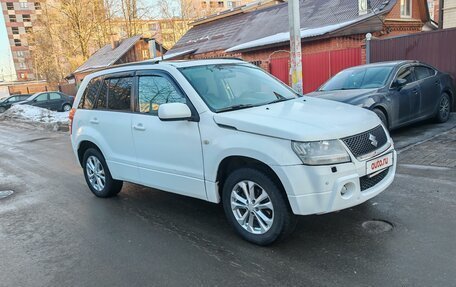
[442,0,456,28]
[1,0,42,81]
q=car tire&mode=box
[435,93,451,123]
[62,104,72,112]
[373,108,388,129]
[222,168,296,245]
[0,107,5,113]
[82,148,123,198]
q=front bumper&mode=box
[273,148,397,216]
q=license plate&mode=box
[366,153,393,175]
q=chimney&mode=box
[110,34,120,49]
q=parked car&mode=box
[16,91,75,112]
[307,61,455,130]
[70,59,396,245]
[0,94,31,113]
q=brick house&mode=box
[66,35,166,86]
[167,0,435,92]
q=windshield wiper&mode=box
[216,104,255,113]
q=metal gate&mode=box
[269,47,362,93]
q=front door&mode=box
[33,93,49,109]
[131,71,206,200]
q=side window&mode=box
[79,78,101,109]
[138,76,187,115]
[415,66,431,80]
[107,77,132,111]
[35,93,48,102]
[9,96,17,102]
[396,67,415,84]
[96,80,108,110]
[49,92,62,100]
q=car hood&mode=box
[307,89,378,104]
[212,97,381,141]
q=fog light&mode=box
[340,182,355,199]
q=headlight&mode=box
[291,140,351,165]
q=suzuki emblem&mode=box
[369,134,378,147]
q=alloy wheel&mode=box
[86,156,106,192]
[230,180,274,235]
[439,96,450,120]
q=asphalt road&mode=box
[0,118,455,287]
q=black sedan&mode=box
[308,61,455,130]
[0,94,31,113]
[16,91,74,112]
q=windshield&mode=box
[319,66,394,91]
[180,64,299,112]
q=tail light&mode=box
[69,108,76,134]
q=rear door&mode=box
[414,65,441,117]
[130,70,206,200]
[390,66,421,126]
[77,75,139,182]
[48,92,63,111]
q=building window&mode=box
[142,50,149,59]
[400,0,412,18]
[20,2,28,8]
[35,2,41,10]
[9,15,17,23]
[227,1,236,8]
[217,1,224,7]
[20,73,26,79]
[25,26,33,33]
[14,39,22,46]
[19,62,26,69]
[17,51,25,57]
[6,2,14,10]
[12,27,19,34]
[149,23,157,31]
[23,15,31,22]
[201,1,207,8]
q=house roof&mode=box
[74,35,143,74]
[169,0,397,55]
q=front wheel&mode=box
[62,104,72,112]
[222,168,296,245]
[435,93,451,123]
[0,107,5,113]
[82,148,123,197]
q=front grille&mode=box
[342,125,387,158]
[360,168,389,191]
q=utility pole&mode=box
[288,0,303,94]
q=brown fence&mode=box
[371,28,456,81]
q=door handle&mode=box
[89,118,99,124]
[434,81,440,86]
[412,89,419,95]
[133,123,146,131]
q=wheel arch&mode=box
[442,89,455,111]
[77,140,103,166]
[215,156,286,201]
[371,105,390,128]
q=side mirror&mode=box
[392,78,407,89]
[158,103,192,121]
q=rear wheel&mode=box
[82,148,123,197]
[0,107,5,113]
[373,108,388,129]
[222,168,296,245]
[435,93,451,123]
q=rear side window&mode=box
[49,92,62,100]
[415,66,435,80]
[107,77,132,111]
[96,80,108,110]
[79,78,101,109]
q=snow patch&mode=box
[0,105,69,128]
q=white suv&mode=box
[70,59,396,245]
